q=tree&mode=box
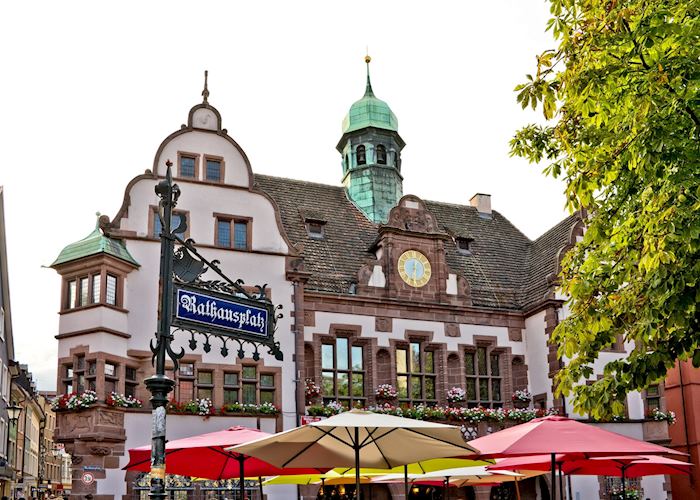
[510,0,700,418]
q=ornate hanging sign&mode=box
[173,284,274,342]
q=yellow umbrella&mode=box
[335,457,492,476]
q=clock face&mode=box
[398,250,432,288]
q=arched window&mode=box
[376,145,387,165]
[356,145,366,165]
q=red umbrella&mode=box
[124,426,327,498]
[466,415,683,500]
[490,454,692,498]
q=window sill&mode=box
[59,303,128,315]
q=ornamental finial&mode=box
[364,52,374,97]
[202,70,209,103]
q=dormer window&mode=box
[305,219,326,239]
[376,145,387,165]
[456,237,473,255]
[356,145,366,165]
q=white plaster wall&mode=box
[307,312,522,354]
[58,307,128,335]
[57,332,129,358]
[524,310,551,405]
[99,413,289,498]
[157,130,251,187]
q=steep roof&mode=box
[254,174,579,311]
[52,220,139,268]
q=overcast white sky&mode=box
[0,1,567,390]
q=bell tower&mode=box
[337,56,405,223]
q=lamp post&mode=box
[6,402,21,494]
[144,160,180,498]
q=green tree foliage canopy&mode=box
[510,0,700,418]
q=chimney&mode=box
[470,193,492,217]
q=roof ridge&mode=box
[254,173,344,190]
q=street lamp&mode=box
[6,402,22,479]
[7,402,22,424]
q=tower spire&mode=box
[364,53,374,97]
[202,70,210,103]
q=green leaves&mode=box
[512,0,700,419]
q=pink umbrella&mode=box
[124,426,326,499]
[466,415,683,500]
[490,454,692,498]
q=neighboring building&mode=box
[664,361,699,499]
[38,391,68,496]
[50,63,672,499]
[0,187,18,495]
[12,365,44,498]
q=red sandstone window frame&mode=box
[203,154,226,183]
[395,341,436,406]
[465,344,504,408]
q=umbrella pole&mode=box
[550,453,557,500]
[404,464,409,500]
[238,455,246,500]
[558,464,564,500]
[355,427,361,500]
[514,477,521,500]
[258,476,263,500]
[621,466,626,500]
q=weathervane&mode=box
[202,70,210,103]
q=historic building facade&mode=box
[51,64,672,499]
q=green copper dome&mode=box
[342,59,398,134]
[51,217,139,267]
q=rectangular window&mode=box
[396,342,436,406]
[224,373,239,405]
[197,388,213,400]
[91,274,101,303]
[67,280,77,309]
[125,383,136,398]
[205,159,222,182]
[215,216,250,250]
[79,278,89,306]
[216,219,231,247]
[322,338,365,407]
[197,371,213,385]
[153,210,185,239]
[180,363,194,377]
[179,155,196,178]
[87,361,96,376]
[105,275,118,306]
[105,363,117,377]
[466,346,502,408]
[233,222,248,250]
[646,385,661,412]
[126,367,137,381]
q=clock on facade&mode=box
[398,250,432,288]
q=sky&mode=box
[0,1,567,390]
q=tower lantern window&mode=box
[376,145,387,165]
[356,145,366,165]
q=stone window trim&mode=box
[57,347,137,399]
[642,382,665,415]
[203,154,226,183]
[319,325,368,407]
[213,212,252,251]
[176,151,200,180]
[391,331,440,406]
[166,357,282,409]
[148,205,191,241]
[60,268,126,313]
